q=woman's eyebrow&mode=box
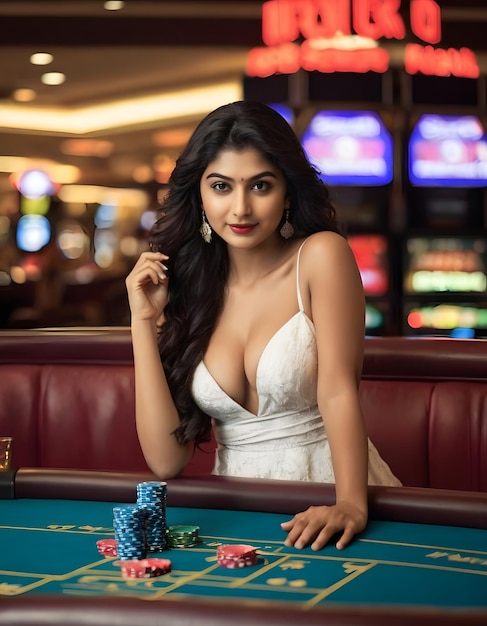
[205,171,278,181]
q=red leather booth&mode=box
[0,329,486,492]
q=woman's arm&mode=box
[281,231,368,550]
[126,252,193,478]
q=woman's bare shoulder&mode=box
[299,231,353,265]
[299,231,362,305]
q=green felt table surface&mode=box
[1,498,487,609]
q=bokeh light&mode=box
[41,72,66,86]
[12,88,37,102]
[16,215,51,252]
[57,222,90,260]
[18,170,54,198]
[30,52,54,66]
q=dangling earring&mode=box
[200,209,212,243]
[280,209,294,239]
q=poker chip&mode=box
[113,504,147,560]
[217,544,257,568]
[136,481,168,552]
[166,524,200,548]
[114,557,172,579]
[96,538,118,557]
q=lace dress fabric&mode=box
[191,241,401,486]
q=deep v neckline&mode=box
[199,311,314,416]
[196,237,313,417]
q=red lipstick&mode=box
[228,224,257,235]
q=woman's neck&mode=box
[226,238,298,289]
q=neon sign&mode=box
[246,0,479,79]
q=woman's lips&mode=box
[228,224,257,234]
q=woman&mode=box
[125,100,401,553]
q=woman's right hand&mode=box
[125,251,169,324]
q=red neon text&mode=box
[352,0,405,40]
[246,43,389,76]
[411,0,441,44]
[262,0,407,45]
[405,44,479,78]
[250,0,479,80]
[261,0,445,45]
[262,0,405,45]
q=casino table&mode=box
[1,469,487,626]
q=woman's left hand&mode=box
[280,502,367,551]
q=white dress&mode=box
[191,241,401,487]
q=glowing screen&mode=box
[301,110,393,186]
[349,234,389,296]
[408,114,487,187]
[404,237,487,294]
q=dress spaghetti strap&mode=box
[295,238,309,313]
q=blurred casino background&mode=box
[1,0,487,337]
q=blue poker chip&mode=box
[136,482,168,551]
[113,505,147,560]
[113,505,145,519]
[137,482,167,500]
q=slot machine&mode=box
[403,112,487,338]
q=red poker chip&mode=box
[96,539,118,557]
[114,558,172,579]
[217,544,257,568]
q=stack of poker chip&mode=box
[112,505,147,560]
[216,544,257,568]
[136,481,168,552]
[166,524,200,548]
[96,538,118,557]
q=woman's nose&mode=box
[232,189,251,216]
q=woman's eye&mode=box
[212,182,229,191]
[252,181,269,191]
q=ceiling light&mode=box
[30,52,53,66]
[41,72,66,86]
[104,1,125,10]
[12,88,37,102]
[0,81,242,134]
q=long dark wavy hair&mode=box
[149,100,342,446]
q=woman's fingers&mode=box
[281,504,366,551]
[128,252,168,285]
[126,251,170,321]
